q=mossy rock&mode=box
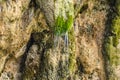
[55,14,73,36]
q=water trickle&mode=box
[64,32,68,48]
[54,32,69,53]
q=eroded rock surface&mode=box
[0,0,120,80]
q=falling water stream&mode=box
[54,31,69,54]
[64,32,68,48]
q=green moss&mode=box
[112,17,120,47]
[68,53,75,72]
[55,14,73,36]
[105,36,120,66]
[68,28,76,74]
[104,2,120,79]
[0,0,6,3]
[104,0,120,67]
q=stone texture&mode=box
[0,0,120,80]
[103,1,120,79]
[0,0,31,74]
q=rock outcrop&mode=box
[0,0,120,80]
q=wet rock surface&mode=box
[0,0,120,80]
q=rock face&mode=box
[103,1,120,79]
[0,0,120,80]
[0,0,31,74]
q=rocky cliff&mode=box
[0,0,120,80]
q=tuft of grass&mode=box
[54,14,73,36]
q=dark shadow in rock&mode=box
[19,33,34,79]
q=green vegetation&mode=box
[68,28,76,74]
[54,14,73,36]
[104,0,120,79]
[68,53,75,73]
[105,37,120,66]
[105,0,120,66]
[104,17,120,66]
[0,0,5,2]
[112,17,120,47]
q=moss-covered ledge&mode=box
[104,0,120,79]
